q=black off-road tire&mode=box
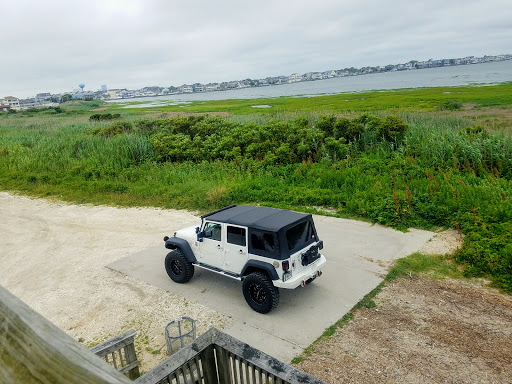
[165,249,194,283]
[242,271,279,314]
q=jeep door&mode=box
[223,225,248,274]
[199,221,225,269]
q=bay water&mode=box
[109,60,512,107]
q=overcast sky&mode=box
[2,0,511,98]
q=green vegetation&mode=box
[89,113,121,121]
[0,84,511,292]
[112,82,512,115]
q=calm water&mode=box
[110,60,512,107]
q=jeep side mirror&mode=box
[197,230,204,242]
[195,227,200,234]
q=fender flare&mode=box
[241,260,279,280]
[164,237,197,263]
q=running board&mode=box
[194,263,242,281]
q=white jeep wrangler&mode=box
[163,205,326,313]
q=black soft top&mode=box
[202,205,310,232]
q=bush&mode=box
[439,100,463,110]
[141,114,407,165]
[89,113,121,121]
[376,115,408,143]
[91,121,133,137]
[20,106,64,115]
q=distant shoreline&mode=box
[106,60,512,107]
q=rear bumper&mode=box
[272,255,327,289]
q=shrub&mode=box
[89,113,121,121]
[439,100,463,110]
[376,115,408,143]
[91,121,133,137]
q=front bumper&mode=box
[272,255,327,289]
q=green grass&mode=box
[108,82,512,115]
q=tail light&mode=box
[318,240,324,250]
[282,260,289,271]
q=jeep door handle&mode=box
[217,244,222,249]
[238,250,244,254]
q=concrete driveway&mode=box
[108,215,433,362]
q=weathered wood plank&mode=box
[193,355,203,384]
[124,342,141,379]
[135,328,220,384]
[0,284,131,384]
[90,330,137,356]
[214,345,232,384]
[119,360,139,374]
[200,345,218,384]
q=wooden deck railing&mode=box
[91,329,140,379]
[135,328,326,384]
[0,284,325,384]
[0,284,131,384]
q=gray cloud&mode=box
[1,0,511,97]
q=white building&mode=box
[287,73,302,83]
[1,96,20,110]
[179,85,193,93]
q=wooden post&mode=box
[124,342,140,379]
[199,345,218,384]
[0,284,131,384]
[91,329,141,379]
[214,345,232,384]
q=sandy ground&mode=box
[297,267,512,383]
[0,192,232,371]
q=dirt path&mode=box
[0,192,232,371]
[296,276,512,383]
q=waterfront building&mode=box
[1,96,20,110]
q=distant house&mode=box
[227,81,240,89]
[179,84,193,93]
[36,92,51,99]
[287,73,302,83]
[19,98,38,109]
[117,90,134,98]
[2,96,20,110]
[321,70,336,78]
[142,86,163,93]
[265,77,279,85]
[193,83,205,92]
[73,91,96,100]
[0,104,11,112]
[205,83,219,92]
[105,89,133,99]
[106,89,120,99]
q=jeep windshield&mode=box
[286,220,317,253]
